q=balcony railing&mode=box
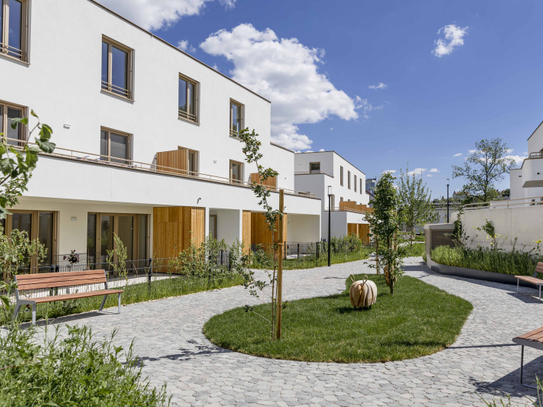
[0,42,25,60]
[178,108,197,123]
[529,152,543,159]
[464,196,543,211]
[101,80,131,99]
[3,137,317,199]
[330,204,373,214]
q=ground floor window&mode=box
[87,213,148,271]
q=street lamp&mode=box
[446,178,450,223]
[328,185,332,267]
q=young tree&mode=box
[451,138,515,203]
[397,166,438,246]
[366,173,405,294]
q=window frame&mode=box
[0,99,27,145]
[187,149,199,175]
[229,99,244,138]
[101,36,134,101]
[309,162,320,173]
[347,170,351,189]
[340,166,344,186]
[100,127,132,164]
[0,0,29,63]
[354,175,357,192]
[360,179,363,194]
[229,159,244,184]
[178,73,199,124]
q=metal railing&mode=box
[294,171,334,178]
[529,152,543,159]
[464,196,543,211]
[101,80,131,99]
[0,42,25,60]
[178,108,197,123]
[3,137,317,199]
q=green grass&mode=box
[203,274,472,363]
[2,275,243,326]
[431,245,542,276]
[404,242,425,258]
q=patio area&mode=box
[46,258,543,406]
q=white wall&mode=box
[287,214,321,242]
[209,209,240,245]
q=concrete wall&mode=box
[463,206,543,251]
[209,209,240,245]
[287,214,321,243]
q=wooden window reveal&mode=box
[0,99,26,146]
[230,100,244,137]
[0,0,29,62]
[101,36,133,100]
[178,75,198,123]
[100,127,131,164]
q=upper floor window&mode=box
[340,166,344,186]
[188,149,198,175]
[101,36,133,100]
[230,100,244,137]
[347,171,351,189]
[0,100,25,145]
[360,179,363,194]
[354,175,357,192]
[179,75,198,123]
[310,162,320,173]
[230,160,244,183]
[100,127,131,164]
[0,0,28,62]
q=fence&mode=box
[251,238,370,260]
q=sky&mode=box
[96,0,543,199]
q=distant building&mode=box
[366,178,377,195]
[510,121,543,201]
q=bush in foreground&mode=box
[431,245,542,276]
[0,325,170,407]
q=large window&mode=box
[347,171,351,189]
[101,36,133,99]
[310,162,320,173]
[179,75,198,123]
[230,100,244,137]
[0,100,25,145]
[360,179,363,194]
[0,0,28,61]
[354,175,357,192]
[340,166,344,186]
[87,213,148,271]
[100,128,131,164]
[230,160,243,183]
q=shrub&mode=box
[431,245,542,276]
[0,324,170,407]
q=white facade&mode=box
[294,151,369,240]
[510,121,543,200]
[0,0,321,265]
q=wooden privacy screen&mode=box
[251,212,288,252]
[340,201,372,213]
[156,147,187,174]
[250,173,277,189]
[348,223,370,245]
[153,207,205,260]
[242,211,252,255]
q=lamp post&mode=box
[446,178,450,223]
[328,185,332,267]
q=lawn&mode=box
[204,274,472,363]
[2,274,243,326]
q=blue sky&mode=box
[98,0,543,198]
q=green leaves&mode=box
[10,117,28,129]
[35,139,55,154]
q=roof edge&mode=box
[295,150,366,176]
[528,120,543,141]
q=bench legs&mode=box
[98,294,122,314]
[99,295,108,311]
[519,345,539,389]
[517,279,520,293]
[31,304,36,326]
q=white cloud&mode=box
[469,149,477,154]
[506,148,514,154]
[200,24,364,150]
[319,148,325,152]
[453,153,462,157]
[95,0,236,31]
[505,154,527,165]
[427,174,433,178]
[383,170,396,174]
[369,82,387,90]
[177,40,196,53]
[408,168,426,176]
[430,168,439,173]
[212,64,220,71]
[432,24,468,57]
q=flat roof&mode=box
[295,150,366,176]
[271,142,294,153]
[88,0,271,104]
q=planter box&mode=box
[427,258,534,287]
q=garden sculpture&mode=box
[349,274,377,309]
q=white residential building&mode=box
[294,151,370,242]
[0,0,321,270]
[510,121,543,201]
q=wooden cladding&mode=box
[251,212,287,252]
[156,148,188,174]
[340,201,373,213]
[347,223,370,245]
[152,207,205,260]
[250,173,277,189]
[242,211,252,255]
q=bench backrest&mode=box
[15,270,107,292]
[534,263,543,278]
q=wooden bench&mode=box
[513,326,543,387]
[515,263,543,299]
[13,269,123,325]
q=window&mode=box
[310,162,320,173]
[0,100,25,145]
[230,100,244,137]
[101,36,133,99]
[188,149,198,175]
[100,128,131,164]
[360,179,363,194]
[178,75,198,123]
[354,175,357,192]
[230,160,244,183]
[348,171,351,189]
[340,166,344,186]
[0,0,28,61]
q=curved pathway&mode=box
[52,258,543,406]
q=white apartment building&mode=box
[294,151,370,242]
[0,0,321,270]
[510,121,543,201]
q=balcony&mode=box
[332,201,372,214]
[522,153,543,188]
